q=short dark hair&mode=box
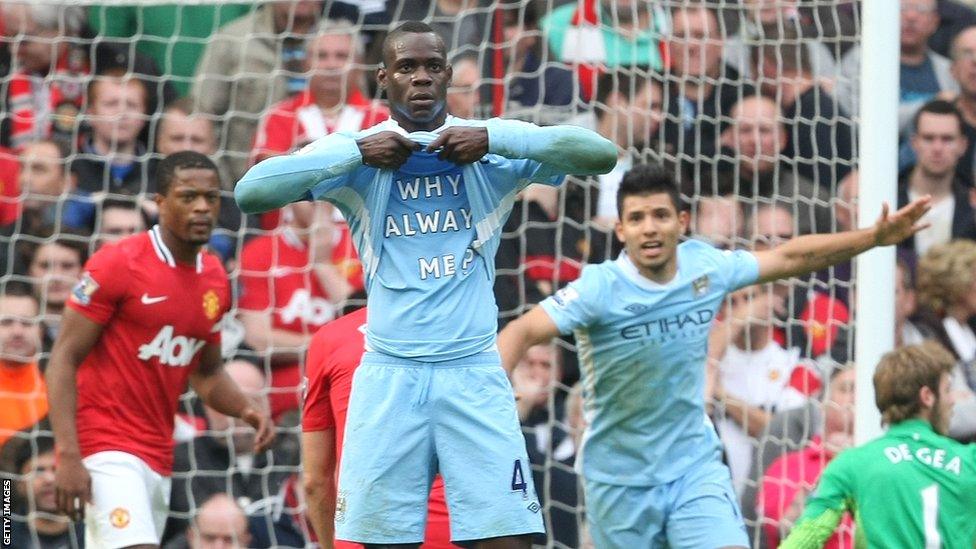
[498,0,539,30]
[381,21,444,66]
[155,151,219,196]
[751,24,812,76]
[617,163,684,217]
[11,432,54,475]
[15,226,90,277]
[912,99,965,135]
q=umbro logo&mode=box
[625,303,649,314]
[141,294,168,305]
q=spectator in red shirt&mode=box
[1,4,88,150]
[252,19,389,164]
[238,200,361,418]
[302,307,452,548]
[757,364,856,548]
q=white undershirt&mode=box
[910,189,954,256]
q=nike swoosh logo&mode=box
[141,294,168,305]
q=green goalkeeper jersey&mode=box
[781,419,976,549]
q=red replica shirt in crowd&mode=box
[302,308,452,548]
[238,227,362,333]
[253,88,389,160]
[239,227,362,417]
[67,227,230,475]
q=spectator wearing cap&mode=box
[193,1,324,183]
[0,4,87,150]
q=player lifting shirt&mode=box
[235,21,616,548]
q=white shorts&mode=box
[83,451,171,548]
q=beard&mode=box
[929,393,951,435]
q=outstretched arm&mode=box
[427,120,618,176]
[755,197,931,284]
[498,306,562,376]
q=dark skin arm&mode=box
[357,131,421,170]
[46,308,104,521]
[188,344,275,453]
[426,127,489,164]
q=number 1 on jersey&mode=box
[921,484,941,549]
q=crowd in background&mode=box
[2,0,976,548]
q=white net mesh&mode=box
[0,1,885,548]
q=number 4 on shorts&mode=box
[511,459,527,495]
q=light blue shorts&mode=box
[335,351,545,544]
[585,459,748,549]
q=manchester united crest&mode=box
[110,507,130,529]
[203,290,220,320]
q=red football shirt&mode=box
[302,308,452,548]
[253,89,389,160]
[67,227,230,475]
[239,227,362,417]
[238,227,362,333]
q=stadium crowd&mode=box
[1,0,976,547]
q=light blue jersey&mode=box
[362,131,558,360]
[236,116,616,361]
[540,240,760,486]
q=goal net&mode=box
[0,1,868,547]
